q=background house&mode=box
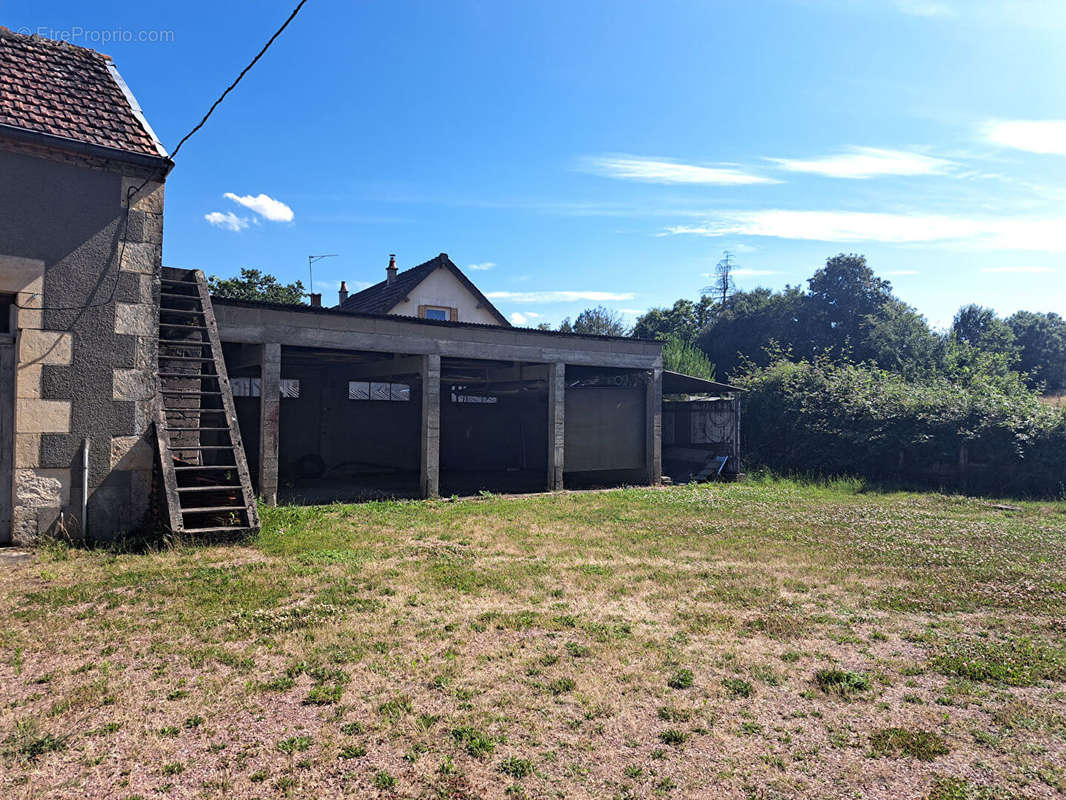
[337,253,510,326]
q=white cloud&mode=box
[619,308,646,315]
[585,155,778,185]
[468,262,496,271]
[487,290,637,304]
[982,120,1066,155]
[223,192,295,222]
[509,311,543,325]
[665,209,1066,251]
[981,266,1056,273]
[769,147,955,179]
[204,211,249,232]
[894,0,957,17]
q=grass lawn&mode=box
[1,478,1065,799]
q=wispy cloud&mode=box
[619,308,645,315]
[665,209,1066,251]
[223,192,295,222]
[584,155,778,185]
[769,147,955,179]
[981,266,1056,273]
[204,211,249,232]
[981,120,1066,156]
[487,290,636,304]
[468,262,496,271]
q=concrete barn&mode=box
[0,30,740,544]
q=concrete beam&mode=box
[419,354,440,499]
[645,366,663,485]
[258,342,281,505]
[547,362,565,491]
[212,304,662,369]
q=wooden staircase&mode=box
[154,267,259,536]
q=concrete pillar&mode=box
[259,342,281,506]
[547,362,565,491]
[645,366,663,485]
[420,353,440,499]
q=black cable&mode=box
[14,0,310,313]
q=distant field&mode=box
[1041,393,1066,409]
[1,479,1064,799]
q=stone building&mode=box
[0,28,172,543]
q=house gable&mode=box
[339,254,510,326]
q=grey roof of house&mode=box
[338,253,511,326]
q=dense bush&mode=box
[737,355,1066,497]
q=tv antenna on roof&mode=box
[307,253,338,296]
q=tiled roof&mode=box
[339,253,511,326]
[0,27,167,159]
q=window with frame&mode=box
[230,377,300,398]
[419,305,454,321]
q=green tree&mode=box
[861,299,940,379]
[631,296,715,343]
[952,304,1017,356]
[1008,311,1066,392]
[806,254,894,357]
[661,335,715,379]
[558,306,627,336]
[208,268,305,304]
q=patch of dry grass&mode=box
[0,479,1064,798]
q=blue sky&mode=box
[10,0,1066,329]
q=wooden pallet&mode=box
[154,268,259,536]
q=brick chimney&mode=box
[310,293,322,308]
[386,254,397,285]
[338,280,348,305]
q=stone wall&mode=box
[0,143,165,544]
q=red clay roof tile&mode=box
[0,27,164,159]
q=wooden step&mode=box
[181,505,247,514]
[176,485,241,493]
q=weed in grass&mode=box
[659,728,688,746]
[565,642,591,658]
[815,669,871,698]
[373,770,396,790]
[723,678,754,698]
[404,742,429,762]
[924,775,1013,799]
[1,719,66,763]
[651,748,666,760]
[656,776,677,793]
[931,637,1066,686]
[623,765,644,779]
[276,735,313,754]
[166,689,188,700]
[379,694,413,720]
[88,722,121,737]
[256,674,295,692]
[249,769,268,783]
[161,762,184,775]
[438,755,456,775]
[870,728,950,761]
[499,756,533,778]
[781,651,801,663]
[339,744,366,759]
[548,677,575,695]
[657,706,692,723]
[452,726,495,758]
[667,669,694,690]
[340,721,365,735]
[158,726,179,738]
[304,683,345,705]
[417,713,440,731]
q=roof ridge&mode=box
[0,26,112,61]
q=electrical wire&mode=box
[14,0,310,313]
